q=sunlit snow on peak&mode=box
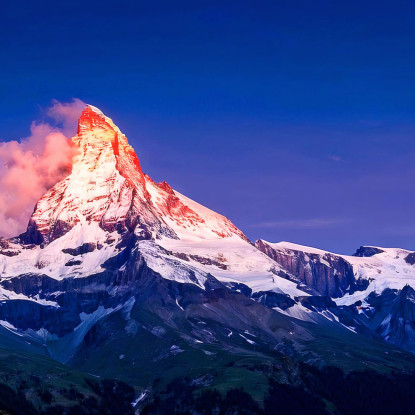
[85,104,105,117]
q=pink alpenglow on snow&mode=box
[18,104,247,246]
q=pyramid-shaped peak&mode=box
[79,104,107,122]
[19,104,248,246]
[77,104,119,136]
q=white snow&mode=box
[0,320,24,336]
[176,298,184,311]
[0,222,120,280]
[131,391,148,407]
[239,333,256,345]
[86,104,105,117]
[156,235,308,297]
[0,286,58,307]
[269,241,336,256]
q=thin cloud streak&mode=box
[251,218,352,230]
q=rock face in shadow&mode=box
[251,291,295,310]
[353,246,384,257]
[405,252,415,265]
[62,243,98,256]
[255,240,358,297]
[296,295,337,311]
[363,285,415,353]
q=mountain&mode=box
[1,105,415,413]
[7,106,285,292]
[255,239,415,353]
[22,105,246,245]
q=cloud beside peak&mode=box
[0,99,85,238]
[46,98,86,136]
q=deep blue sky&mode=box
[1,0,415,254]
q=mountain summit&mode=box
[7,105,268,288]
[22,105,246,246]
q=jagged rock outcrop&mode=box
[255,239,357,297]
[353,246,384,257]
[361,285,415,353]
[405,252,415,265]
[296,295,337,311]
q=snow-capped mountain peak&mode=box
[12,106,253,274]
[0,105,303,299]
[22,104,154,245]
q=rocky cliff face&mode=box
[255,239,357,297]
[353,246,385,257]
[361,285,415,353]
